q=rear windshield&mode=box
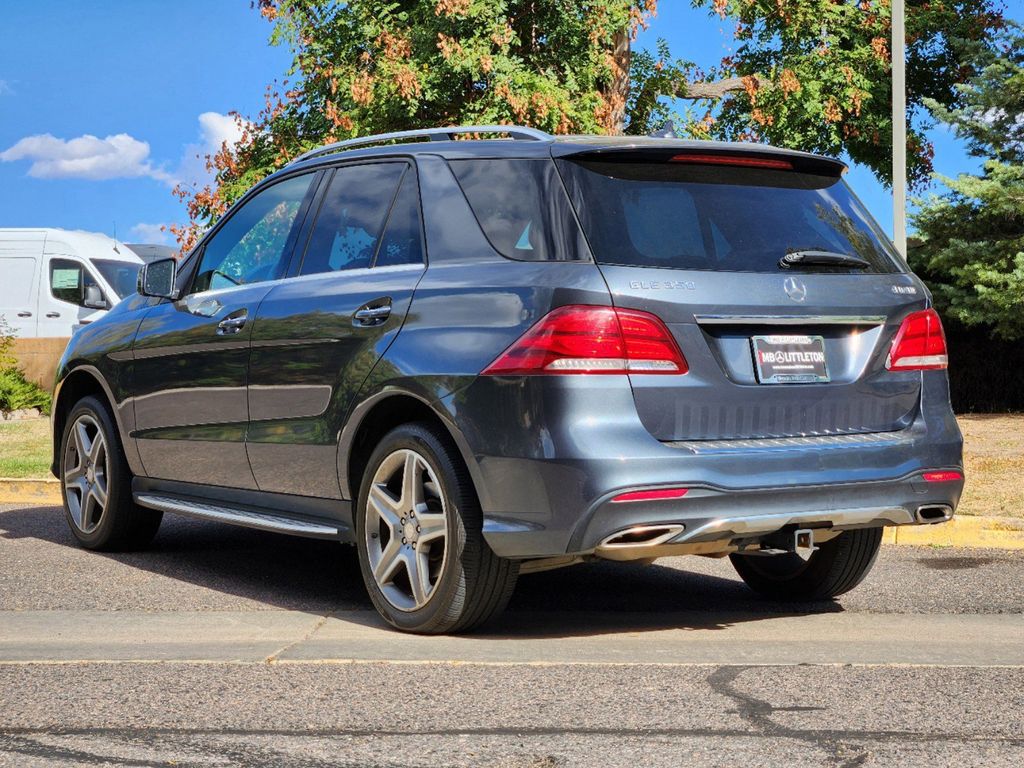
[556,159,903,274]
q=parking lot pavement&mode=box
[2,503,1023,767]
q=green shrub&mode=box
[0,316,52,416]
[0,368,51,415]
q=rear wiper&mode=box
[779,250,871,270]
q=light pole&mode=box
[892,0,907,257]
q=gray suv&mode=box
[51,125,964,633]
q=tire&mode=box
[354,422,519,634]
[59,395,162,551]
[729,527,883,601]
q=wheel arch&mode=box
[51,366,140,478]
[339,389,484,505]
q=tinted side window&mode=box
[449,159,590,262]
[49,258,100,306]
[299,163,405,275]
[192,173,314,293]
[375,170,424,267]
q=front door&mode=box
[132,171,318,488]
[246,161,427,499]
[39,256,109,337]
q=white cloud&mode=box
[0,132,175,185]
[176,111,249,188]
[0,112,250,189]
[129,222,176,245]
[0,79,11,96]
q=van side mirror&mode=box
[138,257,178,299]
[83,284,109,310]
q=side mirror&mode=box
[138,257,178,299]
[83,284,109,310]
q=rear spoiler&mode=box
[550,142,846,178]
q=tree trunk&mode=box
[599,29,631,134]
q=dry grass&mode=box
[957,414,1024,518]
[0,414,1020,517]
[0,417,51,478]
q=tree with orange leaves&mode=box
[173,0,1003,250]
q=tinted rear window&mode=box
[557,159,903,273]
[449,159,590,261]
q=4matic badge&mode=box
[629,280,696,290]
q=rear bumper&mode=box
[446,373,963,559]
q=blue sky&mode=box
[0,1,1019,244]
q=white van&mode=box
[0,228,146,338]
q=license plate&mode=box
[751,335,830,384]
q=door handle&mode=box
[217,311,248,335]
[17,311,32,318]
[46,312,60,318]
[353,300,392,327]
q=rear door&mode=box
[246,160,426,499]
[132,171,318,488]
[556,150,926,441]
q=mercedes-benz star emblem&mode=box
[783,276,807,302]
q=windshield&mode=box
[556,159,903,274]
[92,259,142,299]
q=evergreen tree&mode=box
[910,22,1024,340]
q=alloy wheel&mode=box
[63,414,109,535]
[364,449,449,612]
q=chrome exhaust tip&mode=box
[916,504,953,524]
[599,524,685,548]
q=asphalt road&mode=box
[1,502,1022,767]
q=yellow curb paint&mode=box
[0,479,61,505]
[891,515,1024,550]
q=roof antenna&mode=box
[649,120,677,139]
[112,221,120,253]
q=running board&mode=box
[134,493,342,539]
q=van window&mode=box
[93,259,142,299]
[49,258,102,306]
[192,173,315,293]
[299,163,406,275]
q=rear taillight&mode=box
[886,308,948,371]
[922,470,963,483]
[482,305,688,375]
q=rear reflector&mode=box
[482,305,688,375]
[922,471,963,483]
[670,153,794,170]
[886,308,948,371]
[611,488,690,503]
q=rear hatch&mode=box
[555,147,927,441]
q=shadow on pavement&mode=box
[0,504,842,637]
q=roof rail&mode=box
[288,124,551,166]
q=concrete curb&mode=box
[882,514,1024,550]
[0,478,60,505]
[1,478,1022,549]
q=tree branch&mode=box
[672,75,769,100]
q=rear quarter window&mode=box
[449,159,591,262]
